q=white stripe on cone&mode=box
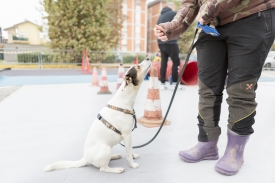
[101,80,108,86]
[144,99,162,111]
[148,77,159,89]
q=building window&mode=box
[135,1,141,52]
[122,44,127,51]
[135,44,140,52]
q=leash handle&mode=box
[197,22,220,36]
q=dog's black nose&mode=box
[146,58,150,61]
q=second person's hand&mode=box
[154,25,168,42]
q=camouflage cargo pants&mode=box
[196,8,275,142]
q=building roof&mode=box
[4,20,40,31]
[148,0,166,8]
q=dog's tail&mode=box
[43,158,87,172]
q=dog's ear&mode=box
[125,67,138,87]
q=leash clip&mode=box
[197,22,220,36]
[97,114,102,120]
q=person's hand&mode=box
[198,17,206,25]
[154,25,168,42]
[197,11,206,25]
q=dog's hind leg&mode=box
[88,145,124,174]
[111,154,122,160]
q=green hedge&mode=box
[122,55,146,64]
[102,54,116,63]
[18,53,39,63]
[16,52,146,64]
[87,53,146,64]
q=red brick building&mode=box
[119,0,171,54]
[120,0,147,53]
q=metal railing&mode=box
[0,48,152,67]
[0,47,196,63]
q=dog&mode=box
[44,58,152,173]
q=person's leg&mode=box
[179,32,228,162]
[168,43,183,90]
[215,9,275,176]
[225,9,275,135]
[169,44,180,82]
[158,44,169,84]
[196,34,228,142]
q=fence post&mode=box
[40,50,43,69]
[38,50,42,69]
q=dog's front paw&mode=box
[130,163,139,169]
[132,154,140,159]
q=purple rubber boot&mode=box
[178,138,219,163]
[215,129,250,176]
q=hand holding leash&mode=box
[154,25,168,42]
[197,22,220,36]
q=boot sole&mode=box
[178,153,219,163]
[214,166,238,176]
[214,160,243,176]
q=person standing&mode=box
[157,2,182,90]
[154,0,275,176]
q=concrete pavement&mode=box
[0,86,21,102]
[0,79,275,183]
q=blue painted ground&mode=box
[0,75,274,87]
[0,75,118,87]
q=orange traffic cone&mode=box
[85,50,90,74]
[116,64,124,90]
[138,67,170,128]
[91,67,99,87]
[97,68,112,94]
[134,54,138,65]
[81,50,86,71]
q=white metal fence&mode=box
[0,48,153,65]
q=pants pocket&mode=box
[258,10,271,32]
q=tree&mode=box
[43,0,123,51]
[177,22,197,54]
[105,0,124,50]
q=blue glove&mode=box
[197,22,220,36]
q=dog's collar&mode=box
[97,105,137,136]
[106,104,134,115]
[106,104,137,129]
[97,114,122,135]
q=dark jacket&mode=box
[157,6,177,44]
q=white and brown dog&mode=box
[44,58,151,174]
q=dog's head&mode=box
[125,58,152,88]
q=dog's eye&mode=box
[137,65,140,69]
